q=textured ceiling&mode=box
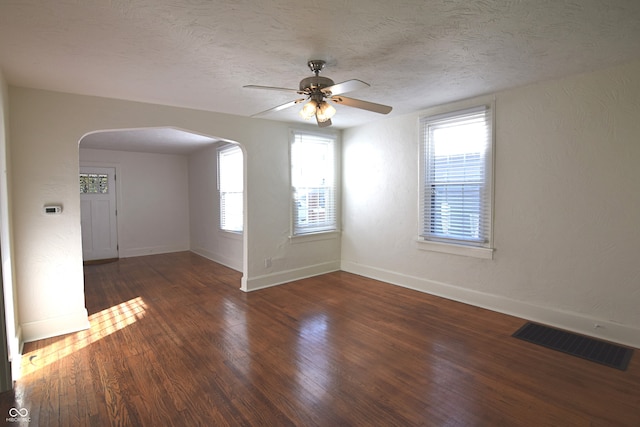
[2,0,640,135]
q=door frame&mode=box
[79,162,121,261]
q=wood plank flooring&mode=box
[1,252,639,426]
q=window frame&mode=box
[217,143,244,234]
[417,99,495,259]
[289,129,340,237]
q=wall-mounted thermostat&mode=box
[44,205,62,214]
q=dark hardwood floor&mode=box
[1,252,638,426]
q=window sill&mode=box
[289,230,341,244]
[414,238,494,259]
[219,230,243,241]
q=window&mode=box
[79,173,108,194]
[291,130,338,235]
[217,144,243,233]
[420,104,493,249]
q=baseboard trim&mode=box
[190,248,242,272]
[244,261,341,292]
[21,309,90,343]
[119,245,190,258]
[341,261,640,349]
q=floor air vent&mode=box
[512,322,633,371]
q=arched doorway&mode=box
[78,127,246,285]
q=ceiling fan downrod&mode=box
[307,60,326,76]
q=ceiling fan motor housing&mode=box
[299,76,335,93]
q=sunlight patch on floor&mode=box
[21,297,147,376]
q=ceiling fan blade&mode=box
[250,99,304,117]
[322,79,369,96]
[316,117,332,128]
[330,95,392,114]
[243,85,301,94]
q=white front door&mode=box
[80,166,118,261]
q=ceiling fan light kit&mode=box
[316,101,336,122]
[244,59,392,127]
[299,99,336,122]
[299,99,318,119]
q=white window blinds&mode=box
[218,144,243,232]
[420,105,493,247]
[291,131,337,235]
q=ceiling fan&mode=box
[244,60,392,127]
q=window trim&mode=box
[418,97,495,259]
[217,143,244,234]
[289,128,340,237]
[414,237,494,259]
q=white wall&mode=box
[79,148,190,258]
[8,88,341,342]
[188,143,243,272]
[342,59,640,348]
[0,69,20,383]
[15,60,639,347]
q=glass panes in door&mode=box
[80,173,109,194]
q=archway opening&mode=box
[78,127,247,289]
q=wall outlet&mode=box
[264,257,272,268]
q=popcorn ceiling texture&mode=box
[1,0,640,128]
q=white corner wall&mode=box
[188,144,243,272]
[9,88,341,342]
[0,69,21,382]
[79,148,190,258]
[341,59,640,348]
